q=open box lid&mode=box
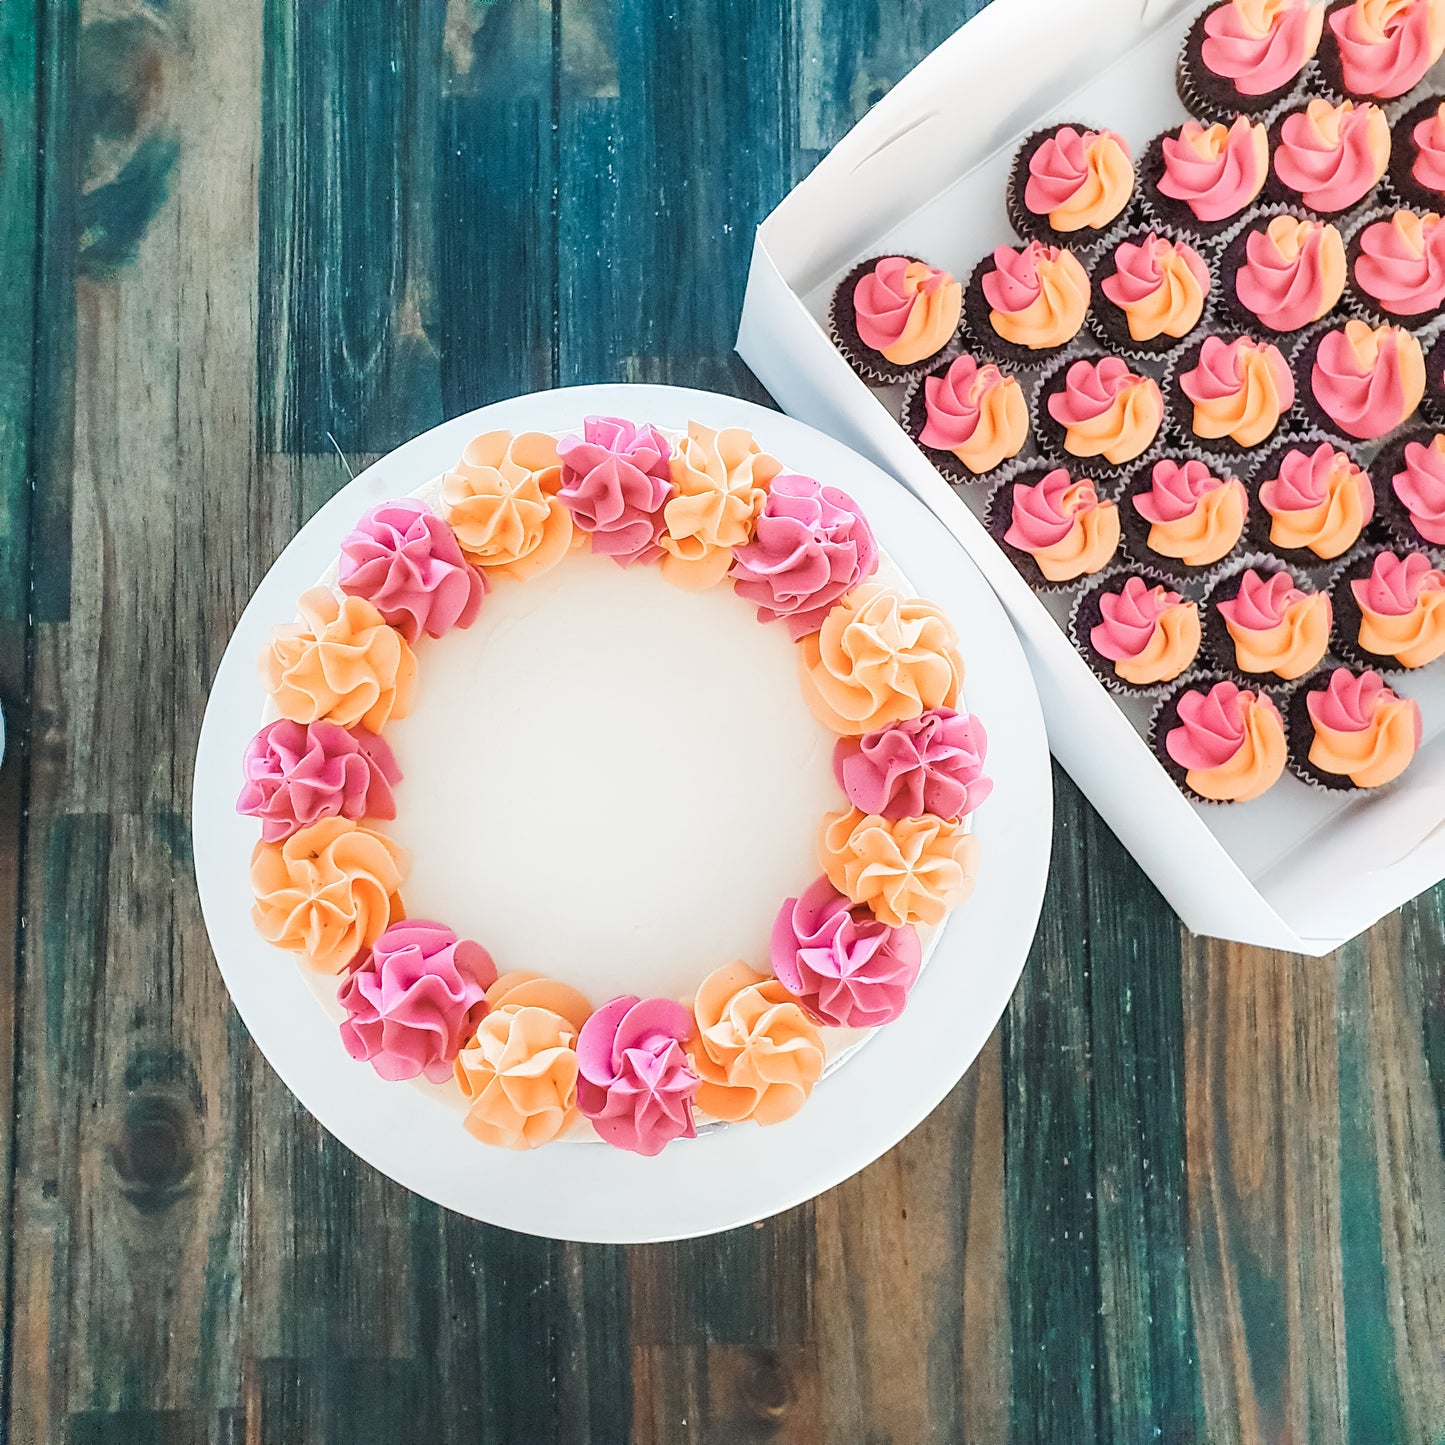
[738,0,1445,955]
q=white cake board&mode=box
[192,383,1052,1242]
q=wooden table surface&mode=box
[1,0,1443,1441]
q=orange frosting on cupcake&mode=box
[1117,605,1202,685]
[1310,699,1420,787]
[1227,594,1333,678]
[1146,479,1248,567]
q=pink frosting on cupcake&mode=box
[237,719,400,842]
[1167,681,1276,770]
[576,995,700,1155]
[1354,212,1445,317]
[1394,437,1445,543]
[729,475,877,638]
[1329,0,1443,98]
[918,355,1019,457]
[338,921,497,1083]
[1102,233,1211,311]
[1260,441,1375,520]
[1234,219,1342,331]
[1132,459,1236,524]
[1307,666,1399,730]
[1025,126,1132,215]
[1003,468,1107,551]
[1202,0,1324,94]
[1274,102,1389,212]
[1047,356,1159,427]
[854,258,955,353]
[1412,105,1445,192]
[1219,568,1307,629]
[1181,335,1296,415]
[982,240,1052,313]
[1159,119,1268,223]
[1352,549,1445,614]
[1091,577,1185,661]
[556,415,674,565]
[1312,324,1422,439]
[832,709,992,821]
[338,501,485,644]
[770,877,923,1029]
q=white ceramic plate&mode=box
[192,383,1052,1242]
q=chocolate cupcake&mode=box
[1373,426,1445,553]
[1248,433,1373,565]
[986,465,1122,590]
[1070,568,1204,693]
[1169,333,1297,451]
[1388,93,1445,214]
[1203,554,1334,679]
[1121,452,1250,583]
[1140,116,1272,241]
[1293,318,1425,441]
[1152,673,1290,802]
[1286,664,1423,789]
[1423,330,1445,423]
[1176,0,1326,124]
[1217,208,1346,333]
[900,353,1030,485]
[829,255,963,384]
[1088,228,1213,356]
[1319,0,1445,102]
[963,240,1091,364]
[1332,546,1445,671]
[1035,352,1165,476]
[1344,208,1445,327]
[1006,124,1137,249]
[1266,98,1390,216]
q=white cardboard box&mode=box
[738,0,1445,955]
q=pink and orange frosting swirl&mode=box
[1393,433,1445,544]
[1232,215,1345,331]
[1328,0,1445,99]
[1351,550,1445,667]
[1218,568,1332,677]
[1259,441,1373,557]
[981,241,1090,350]
[1180,335,1294,447]
[918,354,1030,473]
[1353,210,1445,318]
[1311,319,1425,440]
[1132,459,1248,566]
[1047,356,1163,465]
[1159,118,1270,223]
[1100,233,1211,342]
[1306,667,1422,786]
[1024,126,1134,232]
[1089,576,1202,685]
[1166,680,1287,801]
[1003,467,1120,583]
[1201,0,1326,94]
[853,257,962,366]
[1274,100,1390,212]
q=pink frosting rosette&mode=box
[771,877,923,1028]
[1329,0,1444,98]
[339,501,485,644]
[1220,568,1306,629]
[1412,106,1445,192]
[1353,549,1445,613]
[1201,0,1325,95]
[1091,577,1184,661]
[832,709,991,822]
[1394,437,1445,544]
[576,995,700,1155]
[237,719,400,842]
[338,921,497,1083]
[728,475,878,638]
[555,415,675,565]
[1167,681,1270,770]
[1133,459,1236,525]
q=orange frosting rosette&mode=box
[453,971,594,1150]
[1310,702,1421,788]
[1146,481,1248,567]
[798,583,963,735]
[250,816,407,973]
[1358,593,1445,667]
[684,962,826,1125]
[659,423,781,588]
[819,807,979,929]
[1229,596,1332,679]
[261,587,417,733]
[442,430,575,581]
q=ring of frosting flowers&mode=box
[238,416,991,1155]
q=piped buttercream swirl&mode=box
[1166,681,1287,800]
[1046,356,1163,465]
[1274,99,1390,212]
[1201,0,1326,94]
[1259,441,1373,557]
[853,257,962,366]
[1024,126,1134,231]
[1132,459,1248,566]
[1353,210,1445,318]
[1218,569,1332,677]
[555,415,674,565]
[1180,335,1294,446]
[1351,550,1445,666]
[1159,118,1270,223]
[1328,0,1445,99]
[1311,319,1425,440]
[1002,468,1120,582]
[832,708,992,821]
[918,354,1030,473]
[1233,215,1345,331]
[1089,577,1201,684]
[1306,667,1422,786]
[982,242,1090,349]
[1393,434,1445,544]
[1101,233,1211,342]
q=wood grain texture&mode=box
[2,0,1443,1441]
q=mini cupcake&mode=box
[1172,334,1297,449]
[1089,229,1213,355]
[1375,427,1445,550]
[1007,124,1136,248]
[900,353,1030,484]
[1389,94,1445,214]
[1298,318,1425,439]
[1425,330,1445,420]
[1142,117,1272,239]
[830,255,963,384]
[1072,570,1204,691]
[1204,557,1334,677]
[1321,0,1445,100]
[1269,98,1390,215]
[1346,209,1445,325]
[1334,546,1445,669]
[1288,665,1422,788]
[1036,354,1164,470]
[1177,0,1328,122]
[1218,211,1346,332]
[1122,454,1251,579]
[1250,436,1373,561]
[1153,675,1290,802]
[988,465,1122,589]
[963,240,1091,363]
